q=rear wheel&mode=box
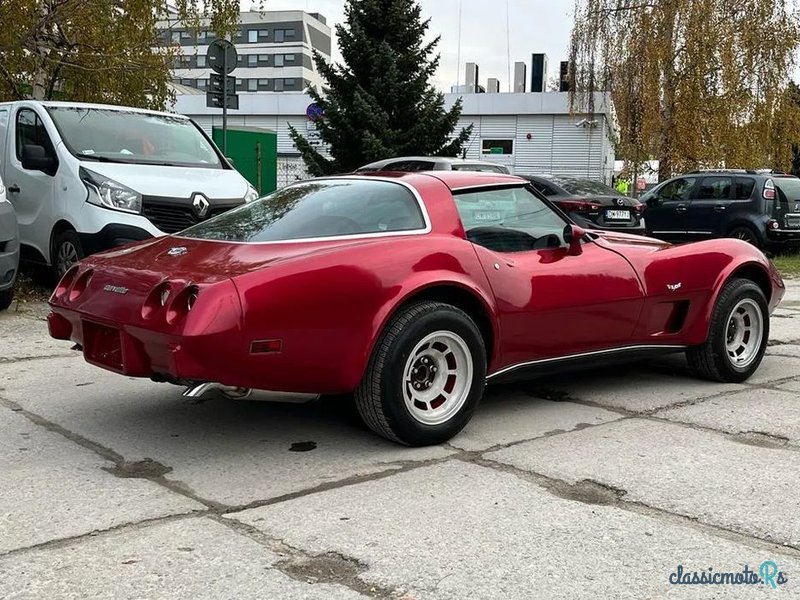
[687,278,768,382]
[52,229,84,279]
[728,226,761,248]
[355,301,486,446]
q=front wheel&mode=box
[355,301,486,446]
[52,229,84,280]
[687,278,769,382]
[0,287,13,311]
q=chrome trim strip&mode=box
[486,344,688,380]
[449,180,527,191]
[173,176,433,246]
[650,231,712,235]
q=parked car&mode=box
[356,156,511,174]
[640,170,800,249]
[0,101,258,277]
[48,172,783,446]
[0,173,19,310]
[522,174,645,233]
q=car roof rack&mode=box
[685,169,759,174]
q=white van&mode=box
[0,101,257,276]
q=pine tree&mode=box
[289,0,472,176]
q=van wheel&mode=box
[728,226,761,248]
[52,230,84,279]
[0,287,13,311]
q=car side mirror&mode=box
[563,224,586,256]
[21,144,57,175]
[226,156,235,166]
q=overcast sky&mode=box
[244,0,575,92]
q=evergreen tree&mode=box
[289,0,472,176]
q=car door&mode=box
[4,107,58,262]
[453,185,644,367]
[644,176,698,241]
[685,175,734,240]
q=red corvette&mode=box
[48,172,784,445]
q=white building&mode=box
[159,10,331,94]
[174,90,617,186]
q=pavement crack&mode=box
[0,353,77,364]
[471,456,800,558]
[214,515,404,599]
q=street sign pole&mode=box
[222,47,228,156]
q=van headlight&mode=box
[244,184,259,203]
[80,167,142,214]
[0,179,6,199]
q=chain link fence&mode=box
[277,156,311,188]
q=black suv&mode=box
[641,170,800,249]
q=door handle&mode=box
[675,204,687,212]
[7,185,19,194]
[714,205,727,212]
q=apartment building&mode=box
[160,10,331,93]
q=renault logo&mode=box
[192,193,210,218]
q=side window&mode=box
[16,109,55,160]
[734,177,756,200]
[454,187,567,252]
[657,177,697,201]
[696,177,732,200]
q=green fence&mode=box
[212,126,278,195]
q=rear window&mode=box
[451,163,509,174]
[775,178,800,201]
[179,179,426,242]
[546,177,617,197]
[734,177,756,200]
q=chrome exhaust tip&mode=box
[182,382,219,398]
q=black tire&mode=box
[727,226,762,249]
[51,229,84,280]
[355,301,487,446]
[687,278,769,382]
[0,287,13,311]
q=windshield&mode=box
[179,179,426,242]
[548,177,618,197]
[46,106,222,168]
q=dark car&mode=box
[521,174,645,233]
[640,170,800,249]
[356,156,511,174]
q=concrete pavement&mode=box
[1,282,800,598]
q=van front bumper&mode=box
[78,224,154,255]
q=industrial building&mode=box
[172,56,617,186]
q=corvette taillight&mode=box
[53,265,79,300]
[142,282,172,320]
[166,285,199,324]
[559,200,603,213]
[68,269,93,302]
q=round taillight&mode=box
[53,265,79,300]
[68,269,93,302]
[166,285,199,325]
[141,282,172,320]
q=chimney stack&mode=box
[513,62,527,93]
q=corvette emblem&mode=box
[192,193,210,218]
[103,284,129,295]
[667,283,682,292]
[167,247,188,256]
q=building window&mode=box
[275,30,284,43]
[247,79,257,91]
[274,55,284,67]
[285,54,296,62]
[171,31,181,43]
[258,54,269,63]
[258,78,270,87]
[481,139,514,155]
[248,30,258,43]
[180,31,191,39]
[180,79,192,86]
[197,79,207,89]
[248,55,257,66]
[258,29,269,38]
[274,79,284,91]
[197,55,206,68]
[284,78,295,85]
[285,29,296,37]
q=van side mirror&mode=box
[21,144,57,175]
[563,224,587,255]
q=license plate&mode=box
[787,215,800,229]
[473,211,502,222]
[82,320,123,371]
[606,209,630,220]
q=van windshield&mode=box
[46,106,223,168]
